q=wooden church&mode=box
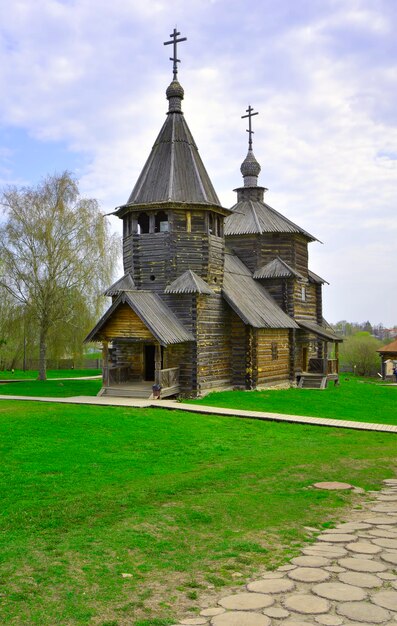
[86,30,342,398]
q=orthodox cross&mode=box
[164,28,187,80]
[242,105,259,150]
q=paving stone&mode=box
[380,551,397,565]
[278,564,297,571]
[262,606,290,618]
[338,570,383,587]
[303,546,347,558]
[247,578,295,594]
[323,527,359,534]
[336,600,391,623]
[364,516,397,525]
[371,590,397,611]
[284,593,330,614]
[346,541,383,554]
[392,580,397,590]
[338,557,387,572]
[324,565,346,573]
[337,522,372,530]
[211,612,271,626]
[313,481,353,490]
[371,504,397,513]
[351,552,375,559]
[288,567,331,583]
[377,495,397,501]
[318,533,357,543]
[314,616,344,626]
[291,555,330,567]
[312,581,366,601]
[200,608,225,617]
[180,619,208,625]
[261,571,285,579]
[367,529,397,539]
[377,571,397,580]
[218,592,274,610]
[372,537,397,549]
[283,621,316,626]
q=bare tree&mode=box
[0,172,118,379]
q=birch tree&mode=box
[0,172,118,379]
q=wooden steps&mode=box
[99,384,153,399]
[298,374,327,389]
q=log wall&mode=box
[255,328,290,386]
[196,294,232,391]
[99,303,154,341]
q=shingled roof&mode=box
[85,291,194,346]
[225,198,317,240]
[122,80,222,208]
[165,270,214,295]
[254,257,304,280]
[104,273,136,297]
[223,251,298,329]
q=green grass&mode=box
[0,368,101,380]
[189,377,397,425]
[0,399,396,624]
[0,378,102,397]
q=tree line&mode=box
[0,172,119,379]
[331,321,396,377]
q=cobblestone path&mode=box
[172,479,397,626]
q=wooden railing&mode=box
[103,363,131,386]
[308,358,338,375]
[159,367,179,389]
[327,359,338,374]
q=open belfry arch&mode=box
[85,29,342,398]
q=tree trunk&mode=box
[38,326,48,381]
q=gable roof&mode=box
[85,291,194,346]
[225,198,317,241]
[378,339,397,354]
[254,257,304,280]
[165,270,214,295]
[222,251,298,329]
[125,107,222,207]
[104,273,136,297]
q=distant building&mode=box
[377,339,397,380]
[85,31,342,397]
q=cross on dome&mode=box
[242,105,258,150]
[164,28,187,80]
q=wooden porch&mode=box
[100,361,180,399]
[298,357,339,389]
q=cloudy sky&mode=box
[0,0,396,326]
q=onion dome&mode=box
[241,149,261,187]
[166,79,184,113]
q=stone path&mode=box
[171,479,397,626]
[0,395,396,434]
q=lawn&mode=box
[0,368,101,380]
[189,376,397,425]
[0,378,102,397]
[0,399,396,625]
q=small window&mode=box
[271,342,278,360]
[208,213,213,235]
[301,286,306,302]
[138,212,150,234]
[155,211,169,233]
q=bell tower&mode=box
[113,29,231,294]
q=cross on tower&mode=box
[241,105,259,150]
[164,28,187,81]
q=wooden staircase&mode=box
[298,374,328,389]
[99,383,153,398]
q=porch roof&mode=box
[296,319,343,342]
[85,291,194,346]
